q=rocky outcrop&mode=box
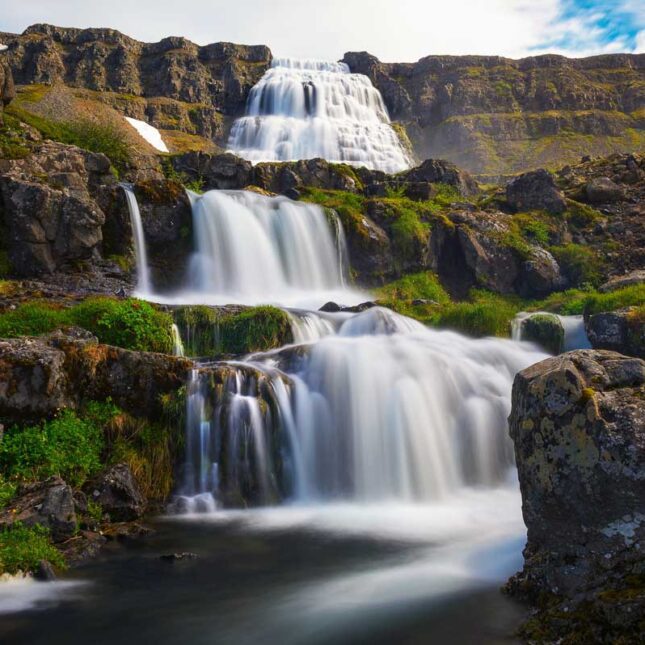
[585,307,644,358]
[1,24,271,123]
[0,477,76,541]
[343,51,645,176]
[506,169,566,214]
[0,55,15,123]
[507,350,645,640]
[599,269,645,293]
[89,463,146,521]
[0,333,192,424]
[0,140,116,276]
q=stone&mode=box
[519,313,564,354]
[584,177,624,204]
[0,477,76,542]
[401,159,479,197]
[599,269,645,293]
[33,560,57,581]
[90,463,146,522]
[506,169,566,215]
[507,350,645,634]
[160,552,198,562]
[519,247,566,297]
[585,307,644,359]
[319,301,342,313]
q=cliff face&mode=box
[0,24,271,146]
[0,55,15,123]
[343,51,645,176]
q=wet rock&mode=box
[585,307,644,359]
[33,560,57,581]
[584,177,624,204]
[0,477,76,542]
[506,169,566,215]
[160,552,198,562]
[90,463,146,522]
[319,301,342,312]
[507,350,645,635]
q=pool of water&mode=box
[0,499,527,645]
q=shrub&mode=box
[0,410,104,487]
[62,120,131,172]
[550,244,603,287]
[0,524,65,574]
[0,298,174,354]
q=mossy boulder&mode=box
[585,306,644,359]
[520,313,564,354]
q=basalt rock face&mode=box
[343,51,645,176]
[0,24,271,125]
[508,350,645,639]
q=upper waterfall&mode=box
[227,57,411,173]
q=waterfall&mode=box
[174,308,547,509]
[227,58,411,173]
[121,184,152,294]
[186,189,355,305]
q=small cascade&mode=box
[171,324,185,357]
[227,58,411,173]
[512,311,591,352]
[120,184,152,294]
[174,309,547,509]
[188,190,350,303]
[287,310,340,343]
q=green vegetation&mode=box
[0,409,104,487]
[160,157,205,193]
[0,477,17,509]
[173,305,293,356]
[550,244,604,287]
[6,93,131,173]
[377,271,451,304]
[0,114,31,160]
[0,524,66,575]
[520,313,564,354]
[0,298,174,353]
[535,284,645,315]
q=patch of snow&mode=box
[0,43,8,52]
[124,116,169,153]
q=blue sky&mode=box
[0,0,643,61]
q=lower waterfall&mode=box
[174,308,547,510]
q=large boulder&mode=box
[401,159,479,197]
[584,176,624,204]
[506,169,566,215]
[0,477,76,541]
[585,307,644,359]
[89,463,145,521]
[0,56,15,124]
[599,269,645,293]
[508,350,644,637]
[518,313,564,354]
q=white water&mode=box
[512,311,591,352]
[227,58,410,173]
[121,184,152,294]
[124,116,169,153]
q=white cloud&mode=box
[0,0,639,61]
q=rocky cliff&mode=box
[343,51,645,176]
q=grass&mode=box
[0,524,66,575]
[0,298,174,353]
[0,477,17,510]
[535,284,645,315]
[550,244,604,287]
[0,409,104,487]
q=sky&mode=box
[0,0,643,62]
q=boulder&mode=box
[518,247,566,297]
[585,307,644,359]
[89,463,146,521]
[506,169,566,215]
[401,159,479,197]
[508,350,644,634]
[519,313,564,354]
[599,269,645,293]
[0,477,76,541]
[584,177,624,204]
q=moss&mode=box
[0,477,17,510]
[566,199,602,230]
[0,524,66,575]
[134,179,185,204]
[0,298,174,354]
[107,254,133,272]
[521,313,564,354]
[377,271,451,304]
[173,305,293,357]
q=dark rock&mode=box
[0,477,76,542]
[33,560,57,581]
[507,350,645,637]
[402,159,479,197]
[584,177,624,204]
[519,247,566,297]
[585,307,644,358]
[90,463,146,522]
[0,56,15,124]
[319,301,342,312]
[506,169,566,215]
[342,301,378,313]
[170,152,254,190]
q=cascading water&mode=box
[121,184,152,294]
[512,311,591,352]
[180,189,361,307]
[227,58,411,173]
[174,307,547,509]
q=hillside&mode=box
[0,24,643,175]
